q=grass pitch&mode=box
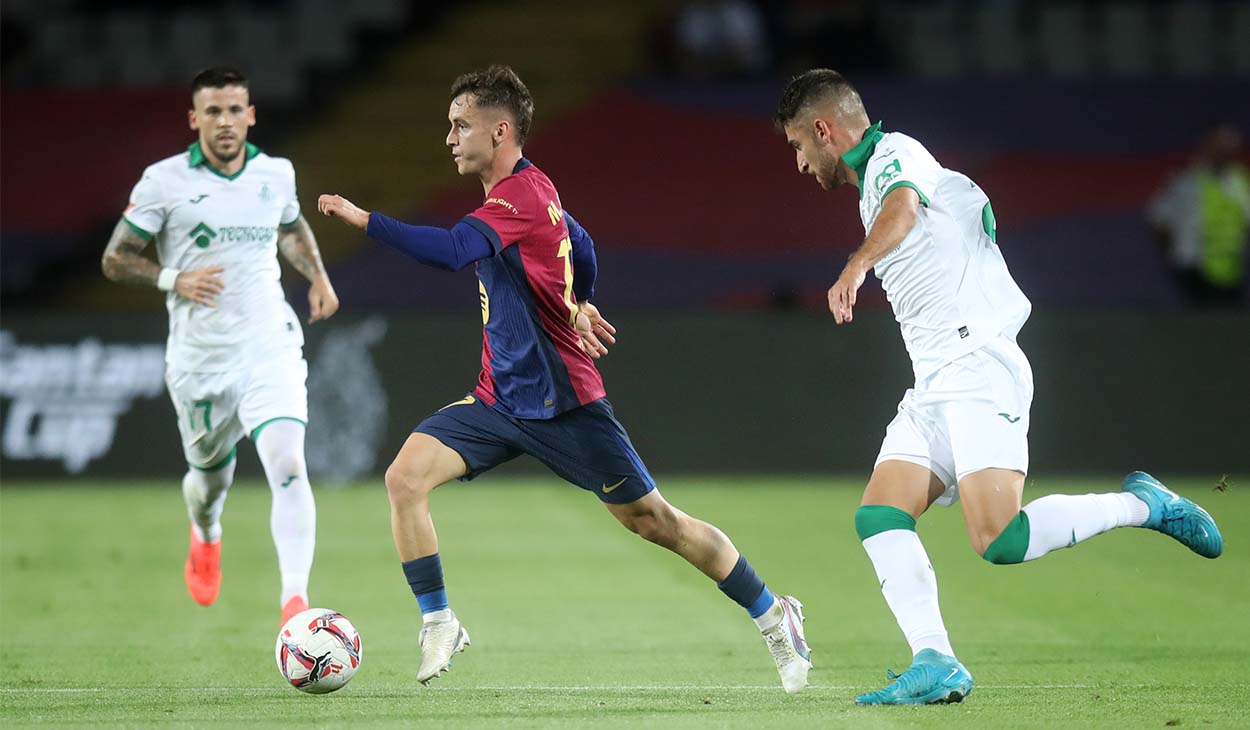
[2,477,1247,728]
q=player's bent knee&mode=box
[630,515,665,544]
[383,459,437,503]
[971,531,997,559]
[622,507,681,548]
[638,520,681,549]
[263,452,306,486]
[980,512,1030,565]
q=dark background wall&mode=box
[4,311,1246,481]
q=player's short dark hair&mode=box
[191,66,249,96]
[450,65,535,147]
[775,68,862,128]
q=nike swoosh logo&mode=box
[601,477,627,494]
[281,475,297,488]
[189,194,208,204]
[944,668,960,682]
[997,412,1021,423]
[439,395,476,411]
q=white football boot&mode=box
[416,609,471,685]
[758,595,812,694]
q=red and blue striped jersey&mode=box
[461,159,606,419]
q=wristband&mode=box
[157,268,181,292]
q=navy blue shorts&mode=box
[414,396,656,504]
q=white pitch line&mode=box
[1,683,1230,694]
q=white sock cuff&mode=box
[422,608,452,623]
[752,596,783,631]
[1120,493,1150,527]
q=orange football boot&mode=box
[281,595,309,627]
[184,527,222,606]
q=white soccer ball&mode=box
[275,608,363,694]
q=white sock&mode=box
[423,608,452,624]
[256,420,316,605]
[1021,493,1149,561]
[752,596,783,631]
[182,459,236,543]
[862,529,955,658]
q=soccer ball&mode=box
[275,608,363,694]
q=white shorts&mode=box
[875,336,1033,506]
[166,349,308,469]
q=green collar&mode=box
[187,141,261,181]
[840,121,883,198]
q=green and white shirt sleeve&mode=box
[124,169,167,241]
[865,134,939,211]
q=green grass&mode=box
[2,477,1247,728]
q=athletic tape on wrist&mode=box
[157,268,180,292]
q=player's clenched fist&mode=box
[317,194,370,230]
[175,266,225,307]
[308,277,340,324]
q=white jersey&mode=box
[848,124,1032,381]
[124,143,304,372]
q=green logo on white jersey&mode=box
[874,159,902,193]
[190,222,217,249]
[188,222,276,249]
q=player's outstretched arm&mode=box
[828,187,921,324]
[277,214,339,323]
[101,218,224,306]
[317,194,370,230]
[318,193,493,272]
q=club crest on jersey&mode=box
[874,159,902,193]
[258,183,275,203]
[189,222,217,249]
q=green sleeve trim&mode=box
[279,214,301,229]
[854,505,917,541]
[123,216,155,241]
[250,416,307,442]
[983,512,1030,565]
[192,447,236,472]
[981,202,997,242]
[883,180,931,208]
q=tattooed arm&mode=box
[101,218,223,306]
[277,214,339,323]
[101,219,161,286]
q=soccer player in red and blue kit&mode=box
[318,66,812,692]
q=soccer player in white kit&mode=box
[101,67,339,625]
[775,69,1225,705]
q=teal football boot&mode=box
[855,649,973,705]
[1122,471,1223,558]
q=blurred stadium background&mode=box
[3,2,1250,727]
[2,0,1248,484]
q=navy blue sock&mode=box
[401,553,448,614]
[717,555,776,618]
